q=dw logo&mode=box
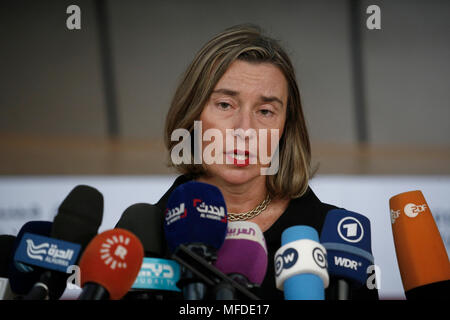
[312,247,327,269]
[274,248,298,276]
[337,217,364,243]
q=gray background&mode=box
[0,0,449,174]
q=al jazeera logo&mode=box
[100,235,130,270]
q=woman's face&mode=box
[199,60,288,185]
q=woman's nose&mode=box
[233,107,253,131]
[232,108,257,141]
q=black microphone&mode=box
[115,203,164,257]
[24,185,103,300]
[0,235,16,277]
[0,235,16,300]
[115,203,182,300]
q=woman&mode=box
[156,24,378,300]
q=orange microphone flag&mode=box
[389,190,450,292]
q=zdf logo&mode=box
[337,217,364,243]
[403,203,427,218]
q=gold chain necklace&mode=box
[227,194,271,221]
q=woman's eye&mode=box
[217,102,231,110]
[259,109,274,117]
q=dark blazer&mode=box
[155,175,379,300]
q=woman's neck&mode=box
[196,174,267,213]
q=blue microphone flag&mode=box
[320,209,374,287]
[164,181,228,253]
[14,233,81,273]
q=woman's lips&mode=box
[225,149,254,167]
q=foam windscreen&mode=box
[8,221,52,295]
[79,228,144,300]
[115,203,164,257]
[164,181,228,253]
[390,190,450,293]
[320,209,374,287]
[214,221,267,285]
[52,185,103,250]
[0,235,16,277]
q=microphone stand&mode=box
[327,278,351,300]
[172,244,260,300]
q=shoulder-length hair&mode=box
[164,24,313,199]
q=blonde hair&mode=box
[164,24,313,199]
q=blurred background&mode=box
[1,0,449,299]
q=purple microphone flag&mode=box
[214,221,268,285]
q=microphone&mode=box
[390,190,450,300]
[0,235,16,300]
[51,185,104,249]
[115,203,182,300]
[1,235,16,277]
[320,209,375,300]
[24,185,104,300]
[213,221,268,300]
[130,257,181,300]
[164,181,228,300]
[275,226,329,300]
[78,228,144,300]
[14,232,81,300]
[7,221,53,298]
[115,203,164,258]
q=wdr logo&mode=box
[334,256,361,271]
[337,217,364,243]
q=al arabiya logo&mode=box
[100,235,130,270]
[165,203,187,226]
[337,217,364,243]
[193,198,227,223]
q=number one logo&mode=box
[343,223,358,237]
[338,217,364,243]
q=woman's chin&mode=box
[208,165,262,186]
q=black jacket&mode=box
[156,175,379,300]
